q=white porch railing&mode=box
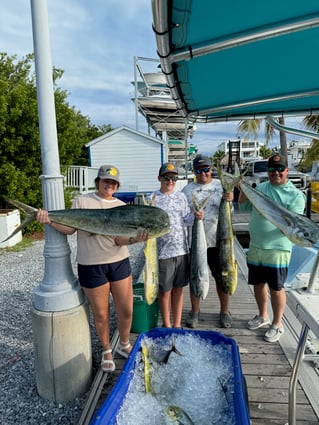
[65,166,99,194]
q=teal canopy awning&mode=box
[152,0,319,123]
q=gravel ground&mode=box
[0,234,145,425]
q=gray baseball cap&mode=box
[97,165,120,183]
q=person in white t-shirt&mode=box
[36,165,147,372]
[182,154,234,329]
[149,162,193,328]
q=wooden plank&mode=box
[245,375,293,389]
[240,353,289,364]
[242,363,292,376]
[249,402,318,422]
[248,388,308,404]
[252,419,319,425]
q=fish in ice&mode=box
[238,181,319,247]
[141,344,153,394]
[164,405,195,425]
[154,335,182,364]
[142,194,159,305]
[189,193,211,300]
[216,166,239,295]
[1,196,170,243]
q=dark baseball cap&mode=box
[193,154,212,169]
[267,154,288,169]
[159,162,178,176]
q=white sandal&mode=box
[116,341,132,359]
[101,349,116,372]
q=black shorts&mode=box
[207,247,221,285]
[78,258,131,289]
[158,254,189,292]
[248,264,287,291]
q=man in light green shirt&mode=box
[238,154,306,342]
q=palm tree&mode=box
[237,117,288,159]
[259,145,273,159]
[299,115,319,169]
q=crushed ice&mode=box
[115,333,237,425]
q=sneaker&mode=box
[220,312,232,328]
[185,311,199,328]
[264,325,284,343]
[247,315,270,330]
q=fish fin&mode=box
[151,193,156,206]
[0,197,38,242]
[142,194,148,206]
[171,335,183,357]
[191,192,200,211]
[142,194,156,207]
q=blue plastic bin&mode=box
[115,192,136,204]
[90,328,250,425]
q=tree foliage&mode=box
[0,53,110,214]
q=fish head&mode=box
[164,405,194,425]
[220,261,238,295]
[291,227,318,247]
[284,214,319,247]
[147,206,170,237]
[164,405,183,422]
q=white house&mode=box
[84,126,166,194]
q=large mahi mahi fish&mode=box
[1,196,170,243]
[216,167,240,295]
[142,194,159,305]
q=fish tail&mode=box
[217,164,242,192]
[1,196,38,242]
[191,191,211,211]
[171,335,183,357]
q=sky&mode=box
[0,0,306,156]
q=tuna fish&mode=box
[189,193,211,300]
[164,405,195,425]
[142,194,159,305]
[239,181,319,247]
[1,196,170,242]
[216,167,239,295]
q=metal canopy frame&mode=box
[152,0,319,124]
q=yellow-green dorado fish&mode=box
[216,167,239,295]
[238,180,319,247]
[141,344,153,394]
[164,405,195,425]
[1,196,170,243]
[142,194,159,305]
[143,236,159,305]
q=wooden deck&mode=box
[93,238,319,425]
